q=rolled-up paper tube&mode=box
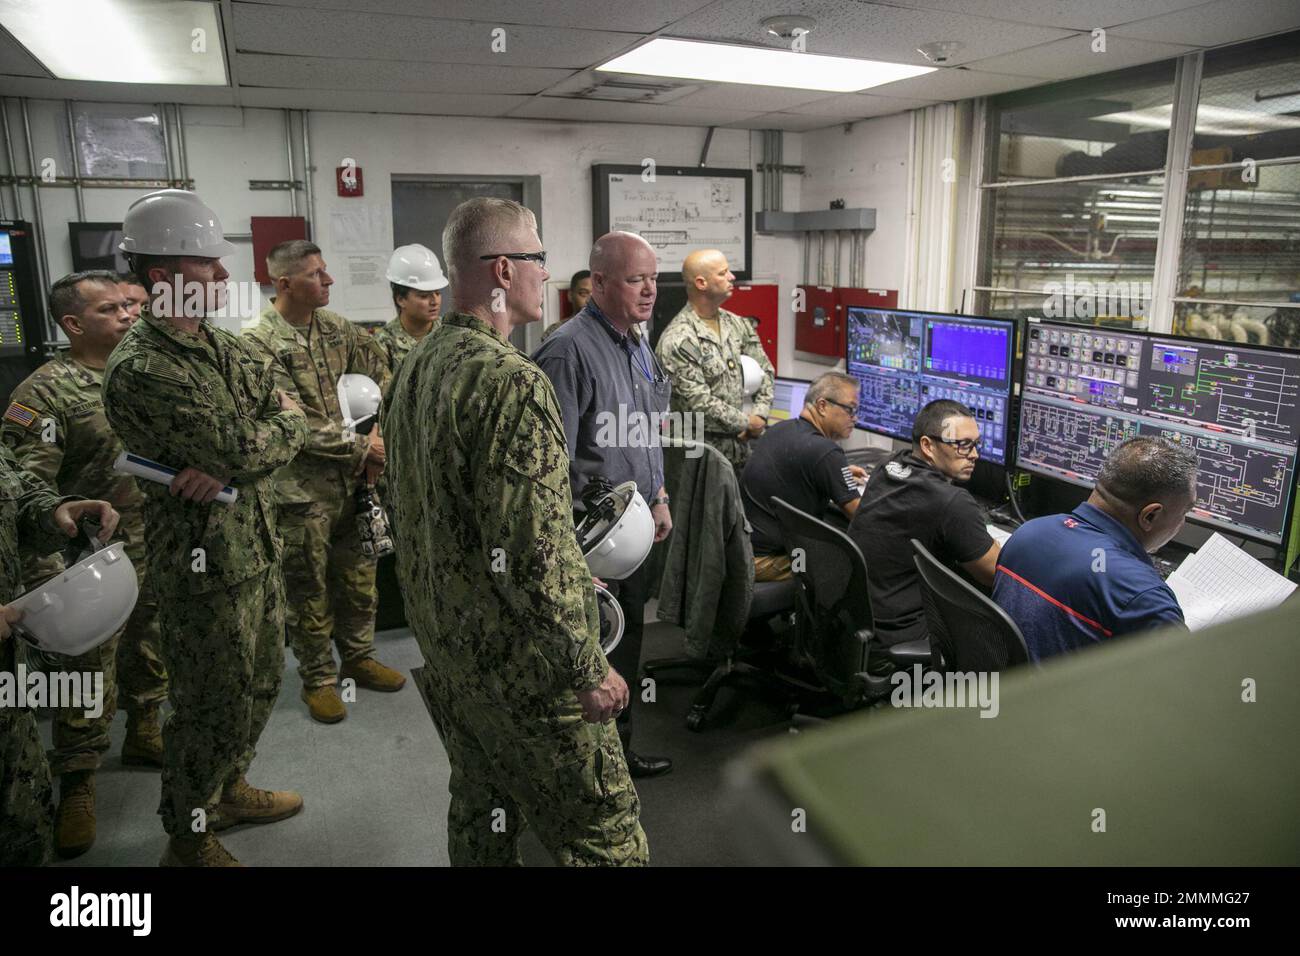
[114,451,238,504]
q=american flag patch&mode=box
[841,466,856,489]
[3,402,37,428]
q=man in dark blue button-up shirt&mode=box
[993,436,1196,662]
[533,231,674,779]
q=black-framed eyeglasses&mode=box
[824,398,858,416]
[926,435,981,457]
[479,251,547,268]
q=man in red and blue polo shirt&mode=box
[993,437,1196,662]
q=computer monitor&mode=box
[68,222,128,273]
[767,376,811,422]
[1017,320,1300,545]
[845,307,1016,465]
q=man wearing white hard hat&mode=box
[0,444,119,866]
[103,189,311,867]
[244,239,403,725]
[373,243,449,374]
[656,249,775,473]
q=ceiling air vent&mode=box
[572,79,698,104]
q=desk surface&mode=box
[724,602,1299,865]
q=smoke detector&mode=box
[916,41,964,64]
[761,15,816,40]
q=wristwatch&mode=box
[650,494,670,508]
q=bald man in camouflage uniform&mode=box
[384,197,647,866]
[0,443,119,866]
[104,246,310,866]
[656,249,774,472]
[2,271,170,859]
[244,240,403,725]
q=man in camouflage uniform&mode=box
[2,271,170,860]
[384,197,647,866]
[373,243,448,375]
[0,443,119,866]
[244,240,403,725]
[656,249,775,472]
[103,189,310,866]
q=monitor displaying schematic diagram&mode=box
[591,164,752,279]
[1018,320,1300,545]
[845,307,1015,465]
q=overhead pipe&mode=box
[64,101,85,221]
[159,103,174,184]
[176,104,190,188]
[1,98,24,220]
[284,108,297,216]
[301,109,316,240]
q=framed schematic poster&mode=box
[592,164,753,280]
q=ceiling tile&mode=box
[236,53,573,94]
[868,66,1048,100]
[664,0,1075,69]
[964,34,1195,78]
[883,1,1211,32]
[793,92,937,116]
[233,0,712,33]
[232,2,640,69]
[505,96,763,127]
[1108,0,1300,46]
[671,83,836,112]
[236,88,531,115]
[0,28,49,77]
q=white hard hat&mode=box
[118,189,236,258]
[387,244,449,291]
[739,354,763,397]
[594,583,624,656]
[10,544,139,657]
[337,373,382,428]
[576,480,654,581]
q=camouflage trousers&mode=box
[279,496,379,688]
[155,568,284,837]
[423,677,649,867]
[0,638,54,865]
[23,580,167,776]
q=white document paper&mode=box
[1164,533,1296,631]
[986,524,1012,547]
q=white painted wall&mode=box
[11,98,939,430]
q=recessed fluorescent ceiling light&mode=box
[596,38,933,93]
[0,0,226,85]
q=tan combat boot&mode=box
[121,705,165,768]
[340,657,407,692]
[160,832,244,867]
[54,770,96,859]
[301,683,346,723]
[216,776,303,827]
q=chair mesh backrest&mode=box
[910,539,1029,671]
[771,497,872,693]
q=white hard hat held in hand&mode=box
[576,479,655,581]
[739,354,763,397]
[337,374,383,429]
[386,244,449,291]
[9,543,140,657]
[118,189,236,258]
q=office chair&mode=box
[771,497,931,707]
[910,538,1030,671]
[641,440,802,731]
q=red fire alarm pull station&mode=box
[336,164,364,197]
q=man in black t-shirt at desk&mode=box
[849,399,1000,646]
[741,372,866,581]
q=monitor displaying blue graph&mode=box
[846,308,1016,465]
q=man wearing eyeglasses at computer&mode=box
[849,399,1001,652]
